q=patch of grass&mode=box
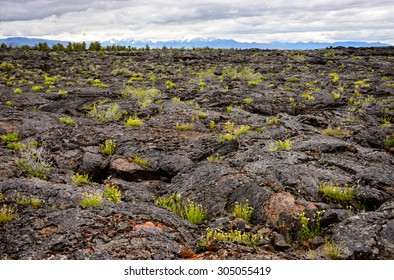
[88,78,109,88]
[243,97,254,104]
[297,210,325,239]
[13,88,22,94]
[289,77,300,83]
[231,199,253,222]
[104,181,122,204]
[380,116,392,128]
[265,116,279,125]
[331,91,341,100]
[125,115,143,127]
[31,85,44,92]
[321,126,350,136]
[133,154,151,167]
[0,205,17,224]
[0,62,15,72]
[329,72,339,82]
[80,191,103,208]
[384,134,394,149]
[175,123,194,131]
[59,117,74,125]
[171,97,181,102]
[121,86,159,108]
[319,182,355,205]
[268,139,294,151]
[88,103,125,123]
[323,239,344,260]
[16,194,41,208]
[6,142,25,151]
[154,193,207,224]
[207,153,223,163]
[58,89,68,95]
[219,122,250,142]
[323,50,335,58]
[71,173,92,184]
[166,80,176,89]
[209,120,215,129]
[16,145,52,179]
[1,132,19,144]
[182,200,208,224]
[101,139,116,156]
[201,229,264,247]
[226,106,233,113]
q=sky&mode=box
[0,0,393,44]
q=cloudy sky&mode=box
[0,0,393,43]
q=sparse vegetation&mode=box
[319,182,355,205]
[324,239,344,259]
[59,117,74,125]
[1,132,19,144]
[133,154,151,167]
[101,139,116,155]
[297,210,325,239]
[88,103,125,123]
[321,127,350,136]
[200,229,264,247]
[175,123,194,130]
[16,144,52,179]
[125,115,143,127]
[0,205,17,224]
[71,173,92,184]
[154,193,207,224]
[268,139,294,151]
[104,181,122,204]
[16,194,41,208]
[384,134,394,149]
[207,153,223,163]
[231,199,253,222]
[80,191,103,208]
[265,116,279,125]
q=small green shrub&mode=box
[16,145,52,179]
[182,200,207,224]
[88,103,125,123]
[207,154,223,163]
[226,106,233,113]
[243,97,254,104]
[297,210,325,239]
[201,229,264,247]
[265,116,279,125]
[166,80,176,89]
[59,117,74,125]
[71,173,92,184]
[268,139,294,151]
[80,191,103,208]
[101,139,116,155]
[6,142,25,150]
[133,154,151,167]
[323,239,344,260]
[0,205,17,224]
[219,123,250,142]
[175,123,194,131]
[319,182,355,205]
[321,127,350,136]
[16,194,41,208]
[331,91,341,100]
[13,88,22,94]
[384,134,394,149]
[31,85,44,92]
[125,115,143,127]
[0,62,15,72]
[209,120,215,129]
[1,132,19,144]
[171,97,181,102]
[329,72,339,82]
[154,193,207,224]
[232,199,253,222]
[104,181,122,204]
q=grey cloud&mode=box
[0,0,393,44]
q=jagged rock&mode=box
[331,200,394,259]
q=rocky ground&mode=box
[0,46,393,260]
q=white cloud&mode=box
[0,0,393,43]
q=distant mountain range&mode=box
[0,37,390,50]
